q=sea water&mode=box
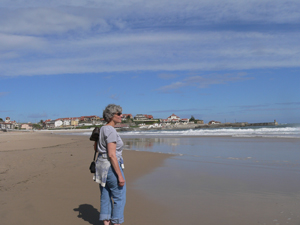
[70,124,300,224]
[120,123,300,139]
[118,124,300,224]
[73,123,300,168]
[119,124,300,168]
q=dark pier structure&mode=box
[247,120,278,126]
[196,120,278,129]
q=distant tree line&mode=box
[190,115,203,124]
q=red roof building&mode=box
[167,114,181,122]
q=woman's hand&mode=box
[118,176,125,187]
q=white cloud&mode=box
[156,82,187,93]
[0,1,299,77]
[0,33,46,51]
[1,30,299,76]
[0,8,91,35]
[1,1,300,36]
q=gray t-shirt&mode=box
[97,125,123,161]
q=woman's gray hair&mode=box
[103,104,122,122]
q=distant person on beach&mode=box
[93,104,126,225]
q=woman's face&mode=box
[112,112,122,124]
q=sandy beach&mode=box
[0,131,173,225]
[1,131,300,225]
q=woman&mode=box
[94,104,126,225]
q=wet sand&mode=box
[134,155,300,225]
[125,136,300,225]
[1,131,300,225]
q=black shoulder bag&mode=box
[89,127,100,173]
[89,151,97,173]
[90,127,100,141]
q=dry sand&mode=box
[0,131,172,225]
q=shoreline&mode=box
[2,125,299,140]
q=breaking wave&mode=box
[119,125,300,138]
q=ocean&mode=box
[120,124,300,224]
[72,123,300,180]
[70,123,300,224]
[120,123,300,139]
[73,123,300,166]
[118,124,300,173]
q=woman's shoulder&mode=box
[101,125,116,133]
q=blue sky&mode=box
[0,0,299,123]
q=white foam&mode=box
[119,126,300,138]
[56,125,300,139]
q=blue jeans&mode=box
[99,163,126,224]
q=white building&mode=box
[1,117,17,130]
[181,118,190,124]
[167,114,181,122]
[55,120,63,127]
[209,120,221,125]
[134,114,147,120]
[63,119,71,126]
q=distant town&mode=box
[0,113,278,131]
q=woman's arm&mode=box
[107,142,125,187]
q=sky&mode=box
[0,0,299,124]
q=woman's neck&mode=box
[106,120,116,127]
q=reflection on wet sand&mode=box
[123,137,181,153]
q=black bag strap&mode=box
[93,151,97,161]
